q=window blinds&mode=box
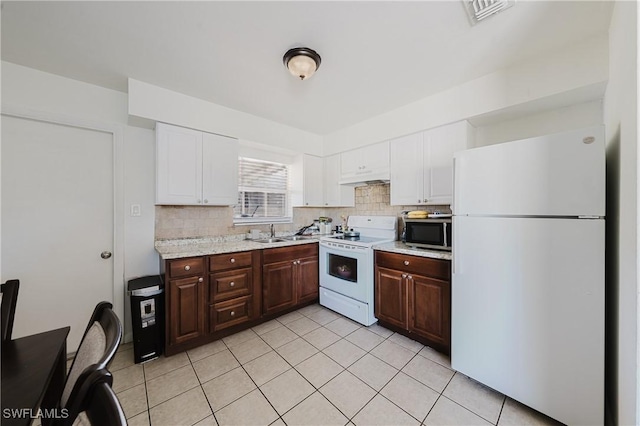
[233,157,290,221]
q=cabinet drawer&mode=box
[263,243,318,264]
[168,257,204,279]
[375,251,449,280]
[209,252,252,272]
[209,296,252,332]
[209,268,251,302]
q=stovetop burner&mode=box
[330,235,360,241]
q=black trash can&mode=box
[128,275,164,364]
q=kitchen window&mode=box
[233,157,292,224]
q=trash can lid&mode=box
[128,275,164,292]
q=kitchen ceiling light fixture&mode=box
[283,47,321,80]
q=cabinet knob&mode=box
[204,199,209,204]
[407,275,413,280]
[230,281,235,287]
[230,258,236,263]
[230,311,235,317]
[293,261,297,265]
[306,203,309,206]
[403,260,410,266]
[184,265,191,271]
[197,199,202,204]
[418,199,421,203]
[198,277,203,283]
[402,273,407,278]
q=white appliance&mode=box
[452,126,605,425]
[319,216,397,325]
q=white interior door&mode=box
[2,115,114,352]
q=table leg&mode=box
[40,341,67,426]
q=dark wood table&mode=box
[1,327,70,426]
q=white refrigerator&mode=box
[451,126,605,425]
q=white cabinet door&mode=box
[156,123,203,205]
[324,154,354,207]
[340,149,360,177]
[156,122,239,206]
[424,121,474,205]
[291,154,324,207]
[362,140,390,173]
[304,155,324,206]
[390,132,424,205]
[340,140,390,183]
[202,132,239,205]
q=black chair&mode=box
[78,380,127,426]
[1,279,20,341]
[56,302,122,425]
[64,369,126,426]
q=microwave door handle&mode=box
[443,222,448,247]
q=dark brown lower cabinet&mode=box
[166,258,206,348]
[375,251,451,354]
[164,244,319,356]
[263,244,319,316]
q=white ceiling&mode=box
[1,1,613,135]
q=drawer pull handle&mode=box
[229,282,235,287]
[184,265,191,271]
[198,277,203,283]
[230,311,235,317]
[403,260,410,266]
[230,258,236,263]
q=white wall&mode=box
[603,1,638,425]
[473,100,603,147]
[323,34,608,155]
[1,61,159,341]
[128,79,324,157]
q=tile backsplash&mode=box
[155,183,450,240]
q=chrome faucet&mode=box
[270,224,275,238]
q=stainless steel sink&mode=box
[254,238,287,243]
[282,235,314,241]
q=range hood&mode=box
[339,168,390,187]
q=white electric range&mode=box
[319,215,397,325]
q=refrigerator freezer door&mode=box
[453,126,605,217]
[451,215,604,425]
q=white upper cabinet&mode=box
[290,154,324,207]
[340,141,390,184]
[390,121,474,205]
[291,154,355,207]
[323,154,355,207]
[156,122,238,205]
[389,132,424,205]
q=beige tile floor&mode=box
[107,304,563,426]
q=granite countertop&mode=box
[155,235,320,260]
[373,241,452,261]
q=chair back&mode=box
[73,375,127,426]
[60,302,122,421]
[1,279,20,341]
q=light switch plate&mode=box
[130,204,141,217]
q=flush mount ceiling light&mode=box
[464,0,515,25]
[283,47,321,80]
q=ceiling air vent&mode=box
[464,0,515,25]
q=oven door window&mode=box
[328,253,358,283]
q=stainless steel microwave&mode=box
[403,218,452,251]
